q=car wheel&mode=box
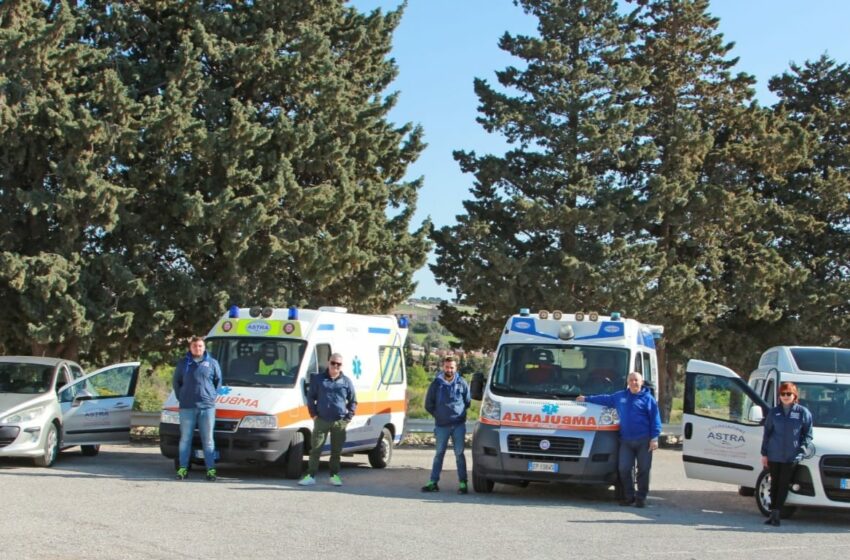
[755,469,797,518]
[368,428,393,469]
[284,431,305,479]
[472,465,494,493]
[80,445,101,457]
[34,423,59,467]
[738,486,755,497]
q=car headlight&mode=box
[160,410,180,424]
[239,415,277,429]
[480,394,501,423]
[2,406,45,424]
[598,407,619,426]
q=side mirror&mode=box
[470,372,485,401]
[748,405,764,423]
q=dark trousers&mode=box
[307,417,349,477]
[768,461,795,510]
[619,437,653,500]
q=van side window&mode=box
[633,353,643,375]
[641,352,652,381]
[379,346,404,385]
[764,379,776,407]
[752,378,764,397]
[308,344,332,375]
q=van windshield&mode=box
[206,337,307,388]
[790,348,850,374]
[490,344,630,399]
[0,362,54,394]
[798,383,850,429]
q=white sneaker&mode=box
[298,475,316,486]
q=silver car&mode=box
[0,356,140,467]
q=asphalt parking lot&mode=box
[2,445,849,559]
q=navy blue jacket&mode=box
[425,373,471,427]
[307,370,357,422]
[584,387,662,442]
[172,352,222,409]
[761,403,813,463]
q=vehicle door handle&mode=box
[113,402,130,409]
[684,422,693,439]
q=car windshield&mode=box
[797,383,850,429]
[489,344,630,399]
[206,337,308,388]
[790,348,850,374]
[0,362,55,394]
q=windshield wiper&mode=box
[224,379,273,388]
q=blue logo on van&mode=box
[542,403,559,415]
[246,321,271,335]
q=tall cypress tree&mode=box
[432,0,648,350]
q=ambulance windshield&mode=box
[489,344,630,399]
[207,337,307,387]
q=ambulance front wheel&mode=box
[368,428,393,468]
[755,469,797,519]
[284,431,305,479]
[472,466,494,493]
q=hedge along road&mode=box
[1,446,848,560]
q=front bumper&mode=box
[472,423,620,485]
[159,422,295,465]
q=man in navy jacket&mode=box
[421,356,471,494]
[173,336,222,481]
[578,371,661,507]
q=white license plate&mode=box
[528,461,558,473]
[841,478,850,490]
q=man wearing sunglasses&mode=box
[300,353,357,487]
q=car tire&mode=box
[368,428,393,469]
[34,423,59,467]
[81,445,101,457]
[472,465,494,493]
[284,431,305,479]
[755,469,797,519]
[738,486,755,497]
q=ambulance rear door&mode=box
[682,359,768,487]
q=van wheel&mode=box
[472,466,494,493]
[34,423,59,467]
[755,469,797,519]
[81,445,101,457]
[368,428,393,469]
[284,432,305,479]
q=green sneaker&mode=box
[421,481,439,492]
[458,481,469,495]
[176,467,188,480]
[329,474,343,487]
[205,468,217,481]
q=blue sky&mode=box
[350,0,850,299]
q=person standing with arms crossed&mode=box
[299,353,357,487]
[577,371,661,507]
[421,356,471,494]
[760,381,813,526]
[173,336,222,481]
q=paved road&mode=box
[2,445,848,559]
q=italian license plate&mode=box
[528,461,558,473]
[841,478,850,490]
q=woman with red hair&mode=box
[760,381,813,526]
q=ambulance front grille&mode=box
[820,455,850,502]
[214,420,239,432]
[507,434,583,457]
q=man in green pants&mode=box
[299,353,357,487]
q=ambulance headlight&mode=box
[480,394,501,423]
[160,410,180,424]
[2,405,45,424]
[240,415,278,429]
[598,407,619,426]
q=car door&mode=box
[682,359,768,487]
[59,362,140,446]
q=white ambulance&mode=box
[682,346,850,518]
[159,306,408,478]
[470,308,663,493]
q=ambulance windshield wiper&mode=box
[225,379,273,388]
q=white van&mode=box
[159,306,409,478]
[470,309,663,493]
[682,346,850,518]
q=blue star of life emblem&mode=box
[217,386,231,396]
[352,357,362,379]
[542,403,559,415]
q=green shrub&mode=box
[133,363,173,412]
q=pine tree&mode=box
[432,0,648,350]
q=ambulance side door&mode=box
[682,359,768,487]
